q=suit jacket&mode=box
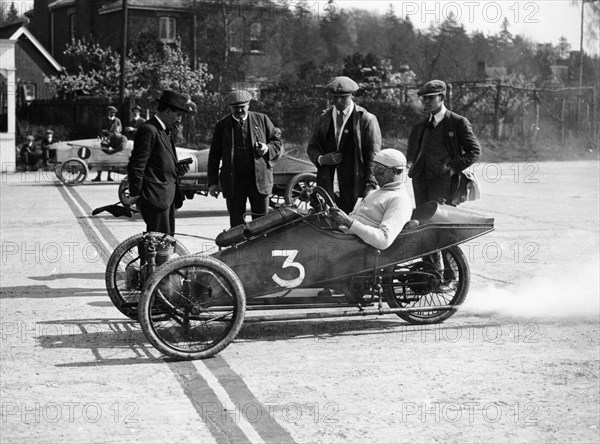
[407,110,481,178]
[100,116,122,134]
[127,116,183,210]
[207,111,283,198]
[307,104,381,199]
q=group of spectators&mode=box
[125,77,481,250]
[18,129,56,171]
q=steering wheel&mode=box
[310,186,337,213]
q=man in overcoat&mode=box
[407,80,481,207]
[208,90,283,228]
[307,76,381,213]
[126,90,193,236]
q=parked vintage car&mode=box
[51,138,317,210]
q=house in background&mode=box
[26,0,285,90]
[0,22,63,172]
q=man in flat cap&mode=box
[407,79,481,291]
[125,105,146,139]
[208,89,283,228]
[407,79,481,207]
[329,149,412,251]
[307,76,382,213]
[126,90,193,236]
[93,105,125,181]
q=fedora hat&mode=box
[156,90,193,113]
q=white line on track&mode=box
[61,183,115,257]
[192,360,266,444]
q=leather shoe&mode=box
[91,176,101,182]
[436,281,457,294]
[107,177,114,182]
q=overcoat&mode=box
[207,111,283,198]
[306,104,381,205]
[127,116,183,211]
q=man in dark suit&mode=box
[407,80,481,207]
[407,80,481,292]
[307,76,381,213]
[125,90,193,236]
[124,105,146,138]
[208,90,283,228]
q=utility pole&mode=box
[119,0,128,106]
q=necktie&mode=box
[336,111,344,140]
[428,114,436,128]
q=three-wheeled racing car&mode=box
[105,187,494,360]
[51,138,317,210]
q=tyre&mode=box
[139,255,246,360]
[284,172,317,214]
[384,245,470,324]
[105,232,190,320]
[118,177,130,207]
[57,158,88,185]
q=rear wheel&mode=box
[105,232,189,320]
[285,172,317,214]
[139,255,246,360]
[384,246,469,324]
[57,158,88,185]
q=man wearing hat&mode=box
[125,105,146,138]
[208,89,283,228]
[329,149,412,250]
[41,129,55,168]
[93,105,125,181]
[307,76,382,213]
[407,79,481,207]
[126,90,193,236]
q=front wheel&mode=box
[139,255,246,360]
[105,232,190,320]
[57,157,88,185]
[384,245,470,324]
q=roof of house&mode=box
[100,0,282,14]
[0,22,62,72]
[48,0,76,10]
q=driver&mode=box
[329,149,412,250]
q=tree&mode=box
[1,2,20,25]
[50,37,212,106]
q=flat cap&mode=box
[326,76,359,95]
[26,135,34,141]
[107,105,118,112]
[417,80,447,96]
[156,90,194,113]
[132,105,142,112]
[226,90,253,106]
[373,149,407,169]
[45,129,54,134]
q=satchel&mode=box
[451,169,481,206]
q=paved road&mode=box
[1,161,598,443]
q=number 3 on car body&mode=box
[271,250,305,288]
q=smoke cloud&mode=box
[462,254,600,319]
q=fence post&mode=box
[493,80,502,139]
[560,96,565,142]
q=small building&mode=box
[0,22,63,173]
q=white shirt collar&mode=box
[431,103,447,125]
[333,101,354,118]
[155,115,167,131]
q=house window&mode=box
[23,83,36,102]
[249,22,264,52]
[159,17,177,43]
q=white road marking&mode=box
[192,360,266,444]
